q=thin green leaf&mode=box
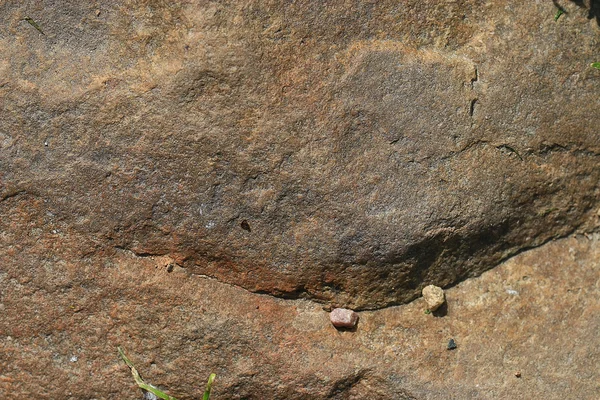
[554,9,564,21]
[24,17,45,35]
[139,382,178,400]
[591,62,600,70]
[203,373,216,400]
[118,346,179,400]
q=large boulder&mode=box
[1,0,599,309]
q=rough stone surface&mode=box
[1,1,599,309]
[329,308,359,329]
[1,202,599,399]
[422,285,445,311]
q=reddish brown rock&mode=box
[329,308,359,328]
[0,201,599,399]
[1,3,600,399]
[0,1,599,309]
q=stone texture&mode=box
[329,308,359,329]
[0,1,599,309]
[1,200,599,398]
[421,285,445,311]
[2,3,600,399]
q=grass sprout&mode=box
[118,346,216,400]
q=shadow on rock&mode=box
[561,0,600,26]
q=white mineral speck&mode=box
[143,390,159,400]
[329,308,359,328]
[69,355,78,362]
[422,284,445,311]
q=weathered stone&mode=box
[422,285,445,311]
[330,308,359,328]
[3,1,600,398]
[1,1,599,309]
[0,201,599,399]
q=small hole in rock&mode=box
[240,220,251,232]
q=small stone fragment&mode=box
[514,371,521,378]
[329,308,359,328]
[447,338,457,350]
[422,284,445,311]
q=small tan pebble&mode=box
[329,308,359,328]
[515,371,521,378]
[95,9,101,16]
[422,284,445,311]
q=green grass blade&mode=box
[24,17,45,35]
[138,383,177,400]
[591,62,600,70]
[203,373,216,400]
[118,346,179,400]
[554,9,563,21]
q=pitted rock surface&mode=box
[1,1,599,310]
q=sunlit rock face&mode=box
[1,0,599,309]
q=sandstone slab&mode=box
[0,197,599,398]
[0,1,599,309]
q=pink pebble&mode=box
[330,308,359,328]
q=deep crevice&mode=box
[469,98,477,117]
[113,245,166,259]
[496,144,523,160]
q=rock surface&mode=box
[1,1,599,309]
[1,200,599,399]
[422,285,445,311]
